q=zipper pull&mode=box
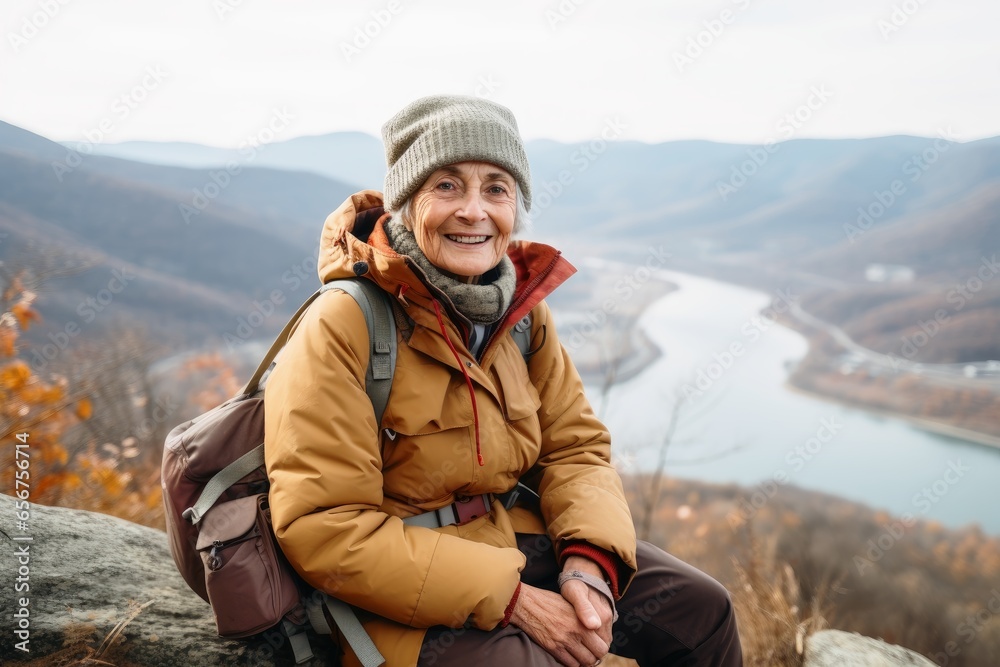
[208,541,223,571]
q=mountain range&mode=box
[2,120,998,366]
[82,128,1000,272]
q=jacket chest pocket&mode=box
[380,361,475,505]
[491,343,543,475]
[384,360,475,436]
[492,342,541,422]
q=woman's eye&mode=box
[437,182,455,191]
[488,185,508,195]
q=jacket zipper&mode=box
[431,300,484,467]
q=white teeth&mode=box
[446,235,488,244]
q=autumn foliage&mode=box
[2,272,94,502]
[2,271,147,525]
[622,474,1000,667]
[2,266,257,530]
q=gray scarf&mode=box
[385,217,516,324]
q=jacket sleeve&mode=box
[526,301,638,591]
[264,289,524,629]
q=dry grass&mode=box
[590,524,829,667]
[18,600,154,667]
[729,529,828,667]
[620,475,840,666]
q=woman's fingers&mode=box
[561,580,602,629]
[587,588,615,646]
[577,631,609,664]
[510,584,608,666]
[555,636,605,667]
[562,580,615,647]
[561,640,603,667]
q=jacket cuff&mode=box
[500,582,522,628]
[560,542,623,598]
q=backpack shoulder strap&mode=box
[511,312,533,363]
[242,279,396,406]
[323,278,396,428]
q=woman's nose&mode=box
[455,192,487,222]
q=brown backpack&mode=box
[161,278,393,667]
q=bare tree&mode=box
[592,318,742,541]
[61,327,170,466]
[636,389,688,542]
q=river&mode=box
[576,262,1000,536]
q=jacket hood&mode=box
[318,190,576,331]
[318,190,387,283]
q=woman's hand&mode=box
[509,583,609,667]
[560,556,615,647]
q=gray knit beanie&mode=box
[381,95,532,212]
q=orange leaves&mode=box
[180,352,240,412]
[71,446,132,502]
[75,398,92,420]
[144,485,163,510]
[62,444,164,527]
[40,443,69,466]
[181,353,221,372]
[14,381,65,408]
[0,327,15,357]
[0,280,40,354]
[0,360,32,390]
[11,300,39,330]
[92,466,128,497]
[35,471,82,497]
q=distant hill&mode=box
[803,181,1000,282]
[75,131,387,191]
[0,122,357,352]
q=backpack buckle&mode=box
[453,494,490,524]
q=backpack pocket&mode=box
[196,494,300,637]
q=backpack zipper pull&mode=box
[208,541,223,571]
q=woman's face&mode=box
[406,161,516,279]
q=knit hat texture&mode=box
[381,95,532,212]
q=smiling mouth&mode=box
[445,234,490,244]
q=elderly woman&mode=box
[264,96,742,667]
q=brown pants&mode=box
[418,535,743,666]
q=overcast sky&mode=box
[3,0,998,147]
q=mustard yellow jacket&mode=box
[265,192,637,666]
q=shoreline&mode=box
[776,310,1000,452]
[576,327,663,386]
[563,270,676,386]
[784,381,1000,452]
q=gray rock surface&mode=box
[0,494,336,666]
[805,629,937,666]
